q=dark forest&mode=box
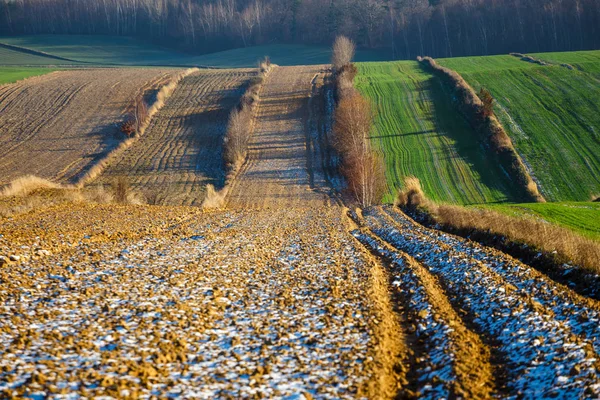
[1,0,599,58]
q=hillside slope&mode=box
[356,61,516,204]
[437,55,600,201]
[0,68,176,185]
[96,69,252,205]
[0,35,387,67]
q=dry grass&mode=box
[417,56,544,203]
[395,176,600,274]
[1,175,63,197]
[393,176,428,210]
[75,68,199,187]
[0,175,144,218]
[201,184,228,210]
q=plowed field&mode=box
[95,69,252,206]
[1,60,599,399]
[0,68,176,185]
[226,66,331,209]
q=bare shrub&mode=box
[394,176,430,210]
[121,94,148,138]
[332,36,356,72]
[418,56,544,203]
[112,176,129,204]
[201,184,228,209]
[334,93,384,207]
[223,108,252,168]
[259,56,271,73]
[478,87,494,119]
[336,63,359,99]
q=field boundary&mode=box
[203,64,274,209]
[75,68,198,188]
[417,56,544,203]
[0,42,83,64]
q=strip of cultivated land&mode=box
[356,61,517,204]
[530,50,600,79]
[226,65,331,209]
[351,205,600,397]
[0,204,402,398]
[437,55,600,201]
[0,67,57,85]
[95,69,252,206]
[0,68,176,185]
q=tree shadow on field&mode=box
[422,76,521,203]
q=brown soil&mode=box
[1,62,599,399]
[226,66,332,209]
[0,68,177,185]
[95,69,253,206]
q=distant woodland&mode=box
[1,0,599,58]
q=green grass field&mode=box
[479,201,600,240]
[0,35,387,67]
[530,50,600,79]
[0,67,57,85]
[437,55,600,201]
[356,61,517,204]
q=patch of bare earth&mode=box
[0,204,400,398]
[95,69,253,206]
[0,68,177,185]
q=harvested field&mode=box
[0,68,177,185]
[1,49,599,398]
[95,69,253,206]
[226,66,331,209]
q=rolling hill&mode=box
[355,61,517,204]
[437,54,600,201]
[0,35,387,68]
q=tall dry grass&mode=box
[395,176,600,275]
[75,68,199,188]
[1,175,63,197]
[417,56,544,203]
[0,175,144,218]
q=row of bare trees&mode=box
[1,0,599,58]
[332,36,384,208]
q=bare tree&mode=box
[331,35,355,72]
[334,93,384,207]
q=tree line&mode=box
[1,0,598,58]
